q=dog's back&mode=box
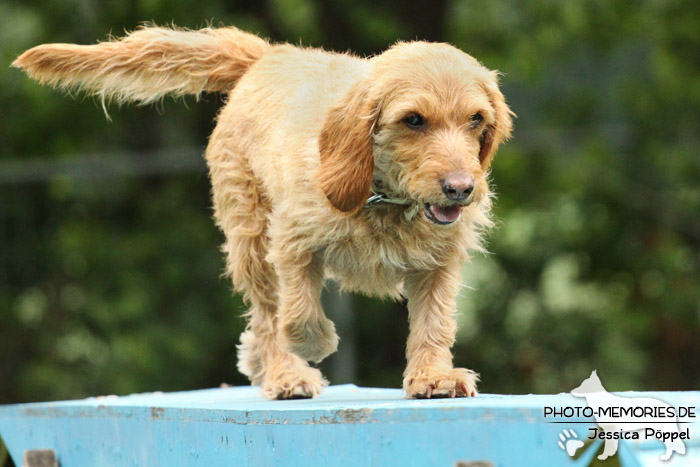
[13,25,371,215]
[212,46,370,205]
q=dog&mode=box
[572,370,687,461]
[13,24,513,400]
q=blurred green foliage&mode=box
[0,0,698,429]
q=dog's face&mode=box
[373,52,500,225]
[318,42,513,224]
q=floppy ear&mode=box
[479,79,514,169]
[317,81,377,212]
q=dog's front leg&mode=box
[273,247,339,363]
[402,263,479,398]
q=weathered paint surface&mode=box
[0,385,698,466]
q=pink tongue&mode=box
[431,204,462,223]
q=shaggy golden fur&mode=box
[14,25,513,399]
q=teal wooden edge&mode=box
[0,385,698,466]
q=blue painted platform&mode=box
[0,385,698,466]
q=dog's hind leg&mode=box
[207,140,326,399]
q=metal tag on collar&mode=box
[366,193,386,205]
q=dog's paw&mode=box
[403,367,479,399]
[278,315,339,363]
[261,365,328,400]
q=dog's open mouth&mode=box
[423,203,463,225]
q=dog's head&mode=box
[317,41,513,225]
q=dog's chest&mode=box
[321,211,462,297]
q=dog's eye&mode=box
[469,113,483,128]
[403,113,426,129]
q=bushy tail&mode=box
[12,25,271,105]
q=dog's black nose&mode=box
[441,173,474,201]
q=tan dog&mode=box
[13,25,513,400]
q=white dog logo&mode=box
[571,370,687,461]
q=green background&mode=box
[1,4,698,462]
